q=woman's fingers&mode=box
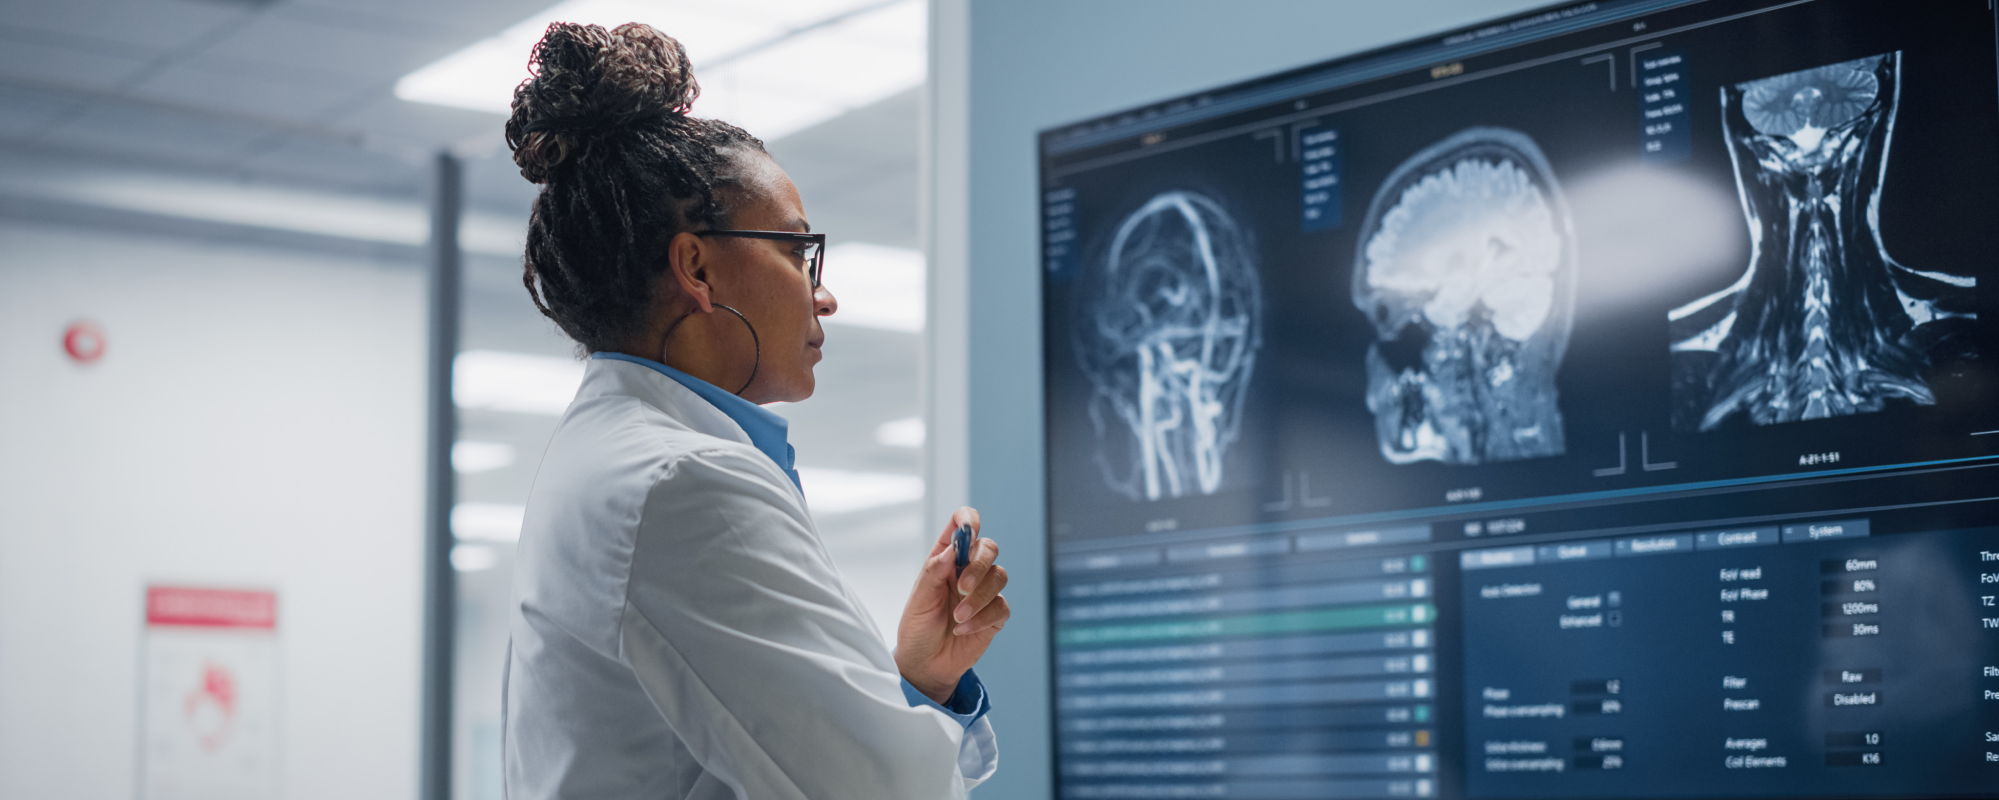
[904,542,957,616]
[954,561,1008,625]
[954,594,1011,636]
[955,536,1000,598]
[923,542,955,581]
[928,506,982,556]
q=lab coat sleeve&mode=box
[619,445,998,798]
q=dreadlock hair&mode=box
[504,22,766,354]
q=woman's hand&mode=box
[896,507,1010,704]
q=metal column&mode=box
[420,150,462,800]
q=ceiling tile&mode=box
[0,0,245,53]
[41,102,267,165]
[0,87,80,141]
[0,34,155,91]
[129,62,360,121]
[176,48,368,92]
[278,0,555,43]
[199,14,471,83]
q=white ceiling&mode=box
[0,0,923,228]
[396,0,924,142]
[0,0,548,196]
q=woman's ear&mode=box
[667,230,716,313]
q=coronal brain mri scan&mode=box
[1072,191,1262,501]
[1353,128,1575,466]
[1041,4,1999,798]
[1669,52,1979,431]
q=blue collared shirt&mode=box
[901,668,992,730]
[590,352,991,730]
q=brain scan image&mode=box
[1352,127,1577,466]
[1670,53,1977,431]
[1073,191,1262,501]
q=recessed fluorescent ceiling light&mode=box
[797,467,922,514]
[875,416,924,448]
[396,0,924,142]
[451,544,501,571]
[455,350,586,416]
[453,502,527,541]
[824,242,923,333]
[453,440,518,473]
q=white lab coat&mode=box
[502,357,998,799]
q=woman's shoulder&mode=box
[647,443,802,519]
[512,392,801,618]
[538,392,795,513]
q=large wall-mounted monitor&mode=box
[1036,1,1999,798]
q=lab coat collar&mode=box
[588,353,800,490]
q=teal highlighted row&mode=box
[1057,603,1435,646]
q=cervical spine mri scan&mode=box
[1353,127,1577,466]
[1670,53,1977,431]
[1074,191,1262,501]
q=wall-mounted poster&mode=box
[140,586,279,800]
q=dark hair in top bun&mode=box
[504,21,766,354]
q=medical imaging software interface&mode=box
[1038,1,1999,798]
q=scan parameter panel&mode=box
[1037,1,1999,799]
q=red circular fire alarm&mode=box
[63,320,106,364]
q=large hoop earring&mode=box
[658,303,762,396]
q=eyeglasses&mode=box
[696,230,826,288]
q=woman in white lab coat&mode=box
[497,22,1008,799]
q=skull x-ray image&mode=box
[1670,53,1977,431]
[1073,191,1262,501]
[1352,127,1577,466]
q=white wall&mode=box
[925,2,1552,797]
[0,219,426,798]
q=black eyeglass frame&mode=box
[696,230,827,288]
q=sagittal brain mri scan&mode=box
[1073,191,1262,501]
[1669,53,1979,431]
[1354,128,1576,466]
[1042,3,1999,799]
